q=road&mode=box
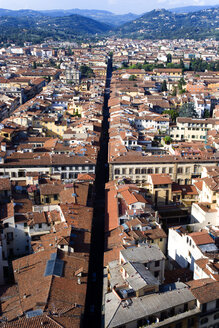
[83,56,112,328]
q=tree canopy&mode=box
[79,64,94,78]
[128,74,137,81]
[178,102,198,118]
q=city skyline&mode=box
[0,0,219,14]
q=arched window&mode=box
[200,317,208,324]
[214,313,219,320]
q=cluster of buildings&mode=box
[0,41,109,327]
[0,37,219,328]
[103,39,219,328]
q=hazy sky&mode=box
[0,0,219,14]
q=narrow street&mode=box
[83,56,112,328]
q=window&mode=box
[162,168,166,173]
[187,318,195,326]
[18,171,25,177]
[115,169,120,175]
[54,194,58,200]
[202,303,207,313]
[135,168,140,174]
[4,223,9,228]
[38,223,42,229]
[24,222,27,227]
[6,232,13,242]
[169,168,173,174]
[122,168,126,175]
[154,271,159,278]
[175,322,182,328]
[155,260,160,267]
[214,312,219,320]
[160,238,163,242]
[200,317,208,324]
[184,303,188,312]
[129,168,133,174]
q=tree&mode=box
[167,53,172,63]
[79,64,94,78]
[67,47,73,55]
[179,59,185,70]
[128,75,137,81]
[178,102,198,118]
[163,109,179,122]
[178,77,186,91]
[171,86,177,96]
[121,62,128,68]
[164,136,172,144]
[161,80,167,92]
[203,109,210,118]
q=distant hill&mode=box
[41,9,139,26]
[0,8,45,18]
[0,6,219,44]
[0,14,112,44]
[169,5,219,13]
[117,8,219,40]
[0,8,139,26]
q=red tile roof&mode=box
[189,231,215,245]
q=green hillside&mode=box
[117,8,219,40]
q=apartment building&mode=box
[168,227,218,271]
[109,153,218,186]
[0,153,96,182]
[170,117,219,142]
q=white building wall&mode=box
[168,228,205,271]
[191,203,219,227]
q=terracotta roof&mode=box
[190,280,219,304]
[150,174,173,185]
[60,203,93,232]
[0,178,11,191]
[77,173,95,181]
[189,231,215,246]
[3,315,64,328]
[193,180,203,192]
[40,184,63,195]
